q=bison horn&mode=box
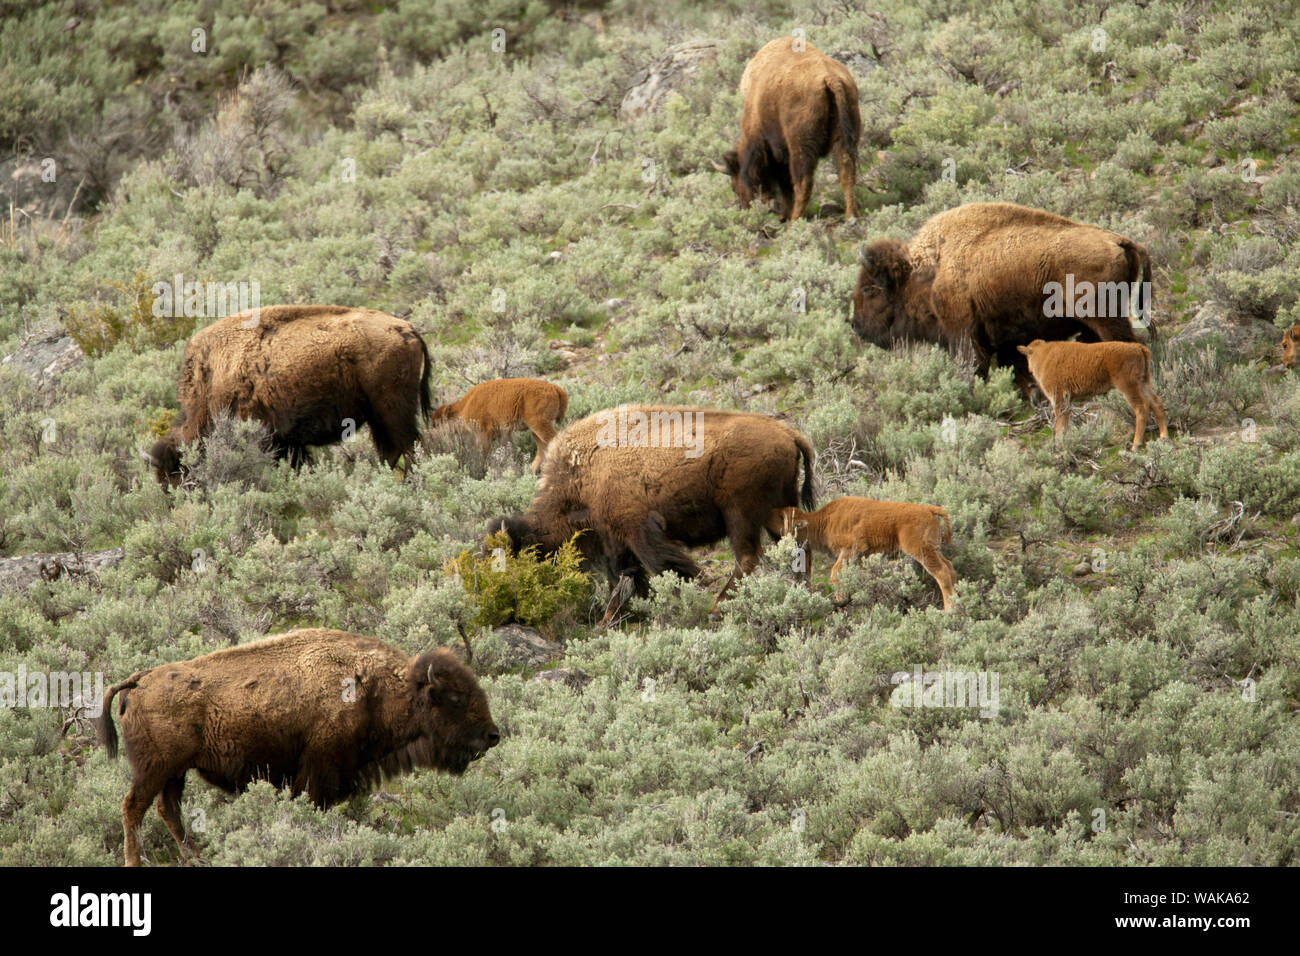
[426,663,434,684]
[139,447,158,467]
[709,159,729,173]
[857,244,870,266]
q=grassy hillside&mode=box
[1,0,1299,865]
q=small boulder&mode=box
[492,623,563,668]
[1,331,84,395]
[620,40,720,120]
[532,667,592,689]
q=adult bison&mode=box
[98,629,499,866]
[850,202,1156,390]
[713,37,861,222]
[142,305,431,485]
[489,405,815,619]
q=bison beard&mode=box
[97,630,498,866]
[849,203,1156,392]
[143,305,433,486]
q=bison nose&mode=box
[487,729,500,749]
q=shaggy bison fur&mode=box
[714,37,861,222]
[143,305,432,485]
[489,406,815,616]
[98,629,498,866]
[850,202,1155,390]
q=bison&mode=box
[850,202,1156,391]
[98,628,499,866]
[712,37,861,222]
[767,498,957,609]
[489,405,815,620]
[1016,338,1168,450]
[431,377,568,474]
[142,305,432,486]
[1282,324,1300,368]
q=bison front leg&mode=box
[711,511,763,610]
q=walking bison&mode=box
[142,305,432,486]
[850,202,1155,391]
[489,405,815,620]
[713,37,861,222]
[768,497,957,609]
[98,629,499,866]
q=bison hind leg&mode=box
[156,774,198,863]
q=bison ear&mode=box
[1016,345,1031,355]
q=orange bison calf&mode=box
[767,498,957,610]
[98,629,499,866]
[1016,339,1168,450]
[432,377,568,473]
[1282,324,1300,368]
[714,37,861,222]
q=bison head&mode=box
[141,435,183,488]
[850,239,915,347]
[1282,324,1300,368]
[408,649,499,774]
[712,146,788,218]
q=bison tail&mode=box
[415,330,433,421]
[828,78,860,157]
[931,506,953,545]
[796,434,816,511]
[97,671,146,760]
[1121,239,1156,343]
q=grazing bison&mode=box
[432,378,568,474]
[767,498,957,609]
[489,405,815,619]
[850,202,1155,390]
[1016,339,1168,450]
[142,305,432,486]
[1282,324,1300,368]
[713,37,861,222]
[98,629,498,866]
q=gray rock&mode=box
[0,547,125,595]
[1,331,84,394]
[1166,304,1281,359]
[620,40,720,120]
[492,623,563,668]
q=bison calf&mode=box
[767,498,957,610]
[98,629,498,866]
[1016,339,1168,450]
[1282,324,1300,368]
[431,378,567,474]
